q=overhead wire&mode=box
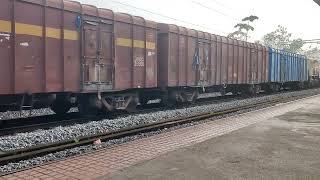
[191,0,240,21]
[208,0,252,16]
[209,0,235,11]
[286,39,320,44]
[107,0,229,35]
[302,39,320,42]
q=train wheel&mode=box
[50,101,71,115]
[78,95,100,116]
[264,84,274,94]
[247,85,259,96]
[50,95,71,115]
[161,92,175,108]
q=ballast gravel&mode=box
[0,107,78,120]
[0,89,320,153]
[0,108,54,120]
[0,89,320,173]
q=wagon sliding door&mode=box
[82,20,114,92]
[197,42,211,86]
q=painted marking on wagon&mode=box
[0,20,11,33]
[148,51,155,56]
[16,23,43,37]
[0,33,10,43]
[46,27,61,39]
[116,38,131,47]
[146,42,156,50]
[134,40,145,49]
[63,29,78,40]
[0,20,78,40]
[116,38,155,50]
[19,42,29,47]
[134,56,145,67]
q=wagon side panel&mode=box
[145,26,157,88]
[0,0,13,94]
[14,1,45,93]
[114,20,133,90]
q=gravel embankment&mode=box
[0,108,78,120]
[0,89,320,173]
[0,108,54,120]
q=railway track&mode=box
[0,113,80,136]
[0,94,240,136]
[0,92,310,169]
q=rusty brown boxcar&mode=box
[157,23,268,103]
[0,0,301,116]
[0,0,157,114]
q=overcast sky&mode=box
[75,0,319,43]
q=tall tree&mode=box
[262,25,305,53]
[289,39,305,53]
[228,15,259,41]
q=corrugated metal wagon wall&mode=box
[268,47,309,83]
[157,23,268,90]
[157,24,215,89]
[81,5,115,92]
[81,8,157,92]
[0,0,81,95]
[0,0,158,95]
[157,24,198,88]
[113,13,157,91]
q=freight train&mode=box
[0,0,313,115]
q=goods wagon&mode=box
[0,0,157,114]
[0,0,313,116]
[309,59,320,78]
[268,48,308,90]
[309,59,320,86]
[157,23,268,103]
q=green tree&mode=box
[289,39,305,53]
[228,15,259,41]
[262,25,305,53]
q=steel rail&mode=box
[0,113,80,136]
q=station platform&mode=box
[2,95,320,180]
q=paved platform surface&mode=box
[1,95,320,180]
